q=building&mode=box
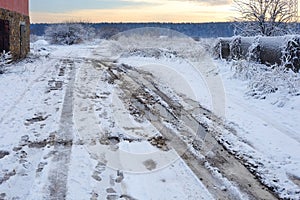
[0,0,30,59]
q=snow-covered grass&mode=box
[230,60,300,105]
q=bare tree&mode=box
[233,0,297,36]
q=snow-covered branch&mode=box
[233,0,297,36]
[0,51,12,74]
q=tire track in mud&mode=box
[70,58,277,199]
[47,59,75,200]
[103,62,278,200]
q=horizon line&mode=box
[30,21,234,24]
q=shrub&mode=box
[0,51,12,74]
[229,36,242,60]
[247,64,300,100]
[282,36,300,73]
[230,59,300,103]
[45,23,88,45]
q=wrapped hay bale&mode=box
[213,38,230,59]
[215,35,300,72]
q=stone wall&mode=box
[0,8,30,59]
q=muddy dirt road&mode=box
[74,58,277,200]
[0,43,283,199]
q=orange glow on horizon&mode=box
[30,2,235,23]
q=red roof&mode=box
[0,0,29,16]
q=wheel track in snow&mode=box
[101,62,278,200]
[0,56,78,199]
[51,54,278,199]
[47,59,76,200]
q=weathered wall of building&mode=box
[0,8,30,59]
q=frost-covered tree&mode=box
[233,0,296,36]
[45,23,95,45]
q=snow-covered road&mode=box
[0,44,215,200]
[0,38,299,199]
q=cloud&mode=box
[173,0,232,6]
[30,0,232,14]
[30,0,234,23]
[106,0,232,6]
[31,6,234,23]
[30,0,155,13]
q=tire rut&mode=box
[47,59,76,200]
[102,62,278,200]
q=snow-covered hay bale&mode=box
[215,38,230,59]
[215,35,300,72]
[259,37,284,65]
[215,37,254,60]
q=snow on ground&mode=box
[118,56,213,111]
[0,40,213,200]
[215,60,300,199]
[116,36,300,199]
[0,36,300,199]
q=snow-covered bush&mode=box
[231,59,300,103]
[198,38,219,56]
[30,39,51,57]
[212,39,222,59]
[281,36,300,72]
[231,60,261,81]
[247,64,300,99]
[83,26,96,41]
[0,51,12,74]
[45,23,95,45]
[229,36,242,60]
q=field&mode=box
[0,29,300,199]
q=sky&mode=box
[29,0,236,23]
